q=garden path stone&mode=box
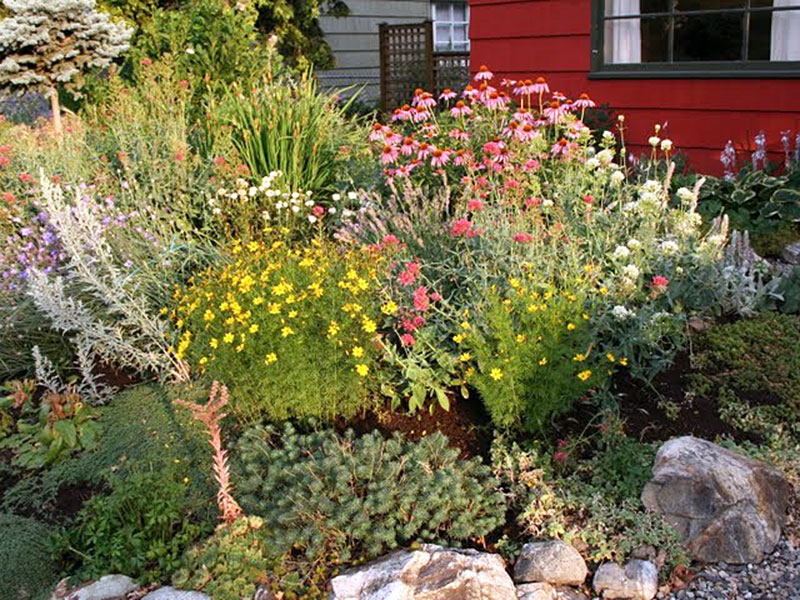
[328,543,517,599]
[66,575,138,600]
[140,587,210,600]
[514,540,588,586]
[641,436,791,564]
[593,560,658,600]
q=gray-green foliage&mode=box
[0,513,58,600]
[0,0,132,92]
[237,425,506,564]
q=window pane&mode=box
[674,13,743,60]
[453,24,468,42]
[453,41,470,51]
[435,23,452,45]
[604,17,642,63]
[748,10,772,60]
[432,3,450,21]
[769,7,800,61]
[453,4,467,21]
[641,16,670,62]
[675,0,746,11]
[605,0,642,17]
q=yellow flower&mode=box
[381,301,398,316]
[527,303,539,313]
[199,356,208,365]
[235,343,245,353]
[328,321,340,337]
[176,319,184,328]
[249,324,259,333]
[606,352,616,362]
[159,307,168,316]
[223,333,235,344]
[362,317,377,333]
[346,269,358,280]
[578,370,592,381]
[268,303,281,314]
[620,357,629,366]
[288,310,298,319]
[573,353,586,362]
[459,352,472,362]
[539,357,548,366]
[355,363,369,377]
[352,346,364,358]
[203,309,215,322]
[567,322,576,331]
[460,321,471,330]
[264,352,277,365]
[489,368,503,381]
[509,278,520,288]
[516,334,526,343]
[599,286,608,295]
[453,334,465,344]
[465,367,475,378]
[210,338,219,349]
[281,326,294,337]
[253,296,265,306]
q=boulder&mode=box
[781,241,800,265]
[641,436,791,564]
[141,587,211,600]
[592,560,658,600]
[66,575,138,600]
[516,582,555,600]
[329,544,517,600]
[513,540,588,586]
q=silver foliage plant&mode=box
[27,175,190,383]
[32,343,116,404]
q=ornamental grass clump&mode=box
[237,425,506,578]
[172,237,385,422]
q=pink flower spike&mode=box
[652,276,670,292]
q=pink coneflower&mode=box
[413,286,430,312]
[369,122,387,142]
[451,218,473,237]
[514,232,535,243]
[552,90,567,101]
[453,149,471,166]
[503,120,521,139]
[514,107,535,123]
[430,148,452,168]
[484,91,505,111]
[468,198,484,211]
[400,136,416,156]
[544,100,568,123]
[462,84,478,100]
[523,158,541,172]
[551,138,572,157]
[400,333,415,346]
[483,140,503,156]
[381,144,399,164]
[417,142,434,161]
[495,145,511,164]
[500,78,517,88]
[573,93,596,109]
[412,106,431,122]
[450,100,472,118]
[439,88,457,102]
[532,77,549,95]
[474,64,494,81]
[411,88,425,106]
[449,128,470,142]
[392,104,413,121]
[395,164,413,178]
[417,92,437,109]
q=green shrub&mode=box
[237,425,506,568]
[2,384,212,519]
[463,281,608,432]
[173,516,278,600]
[53,468,209,585]
[0,513,58,600]
[172,239,384,423]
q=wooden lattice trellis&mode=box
[379,20,470,112]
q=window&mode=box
[432,1,470,53]
[591,0,800,77]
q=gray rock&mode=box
[516,582,556,600]
[514,540,588,586]
[641,436,791,564]
[141,587,211,600]
[593,560,658,600]
[66,575,138,600]
[781,241,800,265]
[329,544,517,600]
[554,588,590,600]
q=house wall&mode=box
[469,0,800,174]
[318,0,432,105]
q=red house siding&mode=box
[469,0,800,174]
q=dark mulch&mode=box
[337,391,494,459]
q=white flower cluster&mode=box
[612,305,635,320]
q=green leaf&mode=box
[53,420,78,448]
[435,388,450,412]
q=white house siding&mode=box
[318,0,431,104]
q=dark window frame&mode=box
[589,0,800,78]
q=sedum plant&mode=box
[0,0,132,139]
[237,425,506,573]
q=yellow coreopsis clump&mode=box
[172,238,386,423]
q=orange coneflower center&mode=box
[536,77,546,84]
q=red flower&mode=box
[2,191,16,204]
[0,156,10,168]
[450,218,473,237]
[51,174,61,184]
[381,234,399,247]
[554,451,569,463]
[524,197,541,208]
[19,172,33,184]
[400,333,415,346]
[514,233,535,244]
[651,276,669,293]
[584,194,595,204]
[413,286,430,312]
[140,57,152,67]
[312,205,325,217]
[174,151,185,162]
[213,156,226,166]
[467,198,484,212]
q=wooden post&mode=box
[379,23,389,113]
[49,88,63,143]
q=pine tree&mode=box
[0,0,132,139]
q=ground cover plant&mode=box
[2,1,800,594]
